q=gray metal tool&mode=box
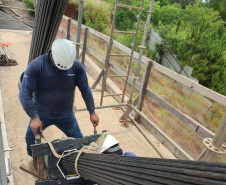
[94,127,97,135]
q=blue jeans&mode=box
[25,113,83,156]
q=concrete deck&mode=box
[0,30,175,185]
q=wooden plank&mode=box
[110,54,132,57]
[66,19,71,40]
[37,156,45,180]
[103,93,123,97]
[20,164,38,178]
[81,27,88,66]
[61,16,226,107]
[91,68,104,89]
[108,75,127,77]
[120,95,139,121]
[135,60,153,121]
[114,31,136,34]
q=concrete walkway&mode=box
[0,30,175,185]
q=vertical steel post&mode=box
[76,0,84,59]
[134,60,153,121]
[0,121,7,185]
[67,18,71,40]
[203,113,226,162]
[123,0,155,123]
[81,27,88,66]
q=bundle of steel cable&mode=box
[59,152,226,185]
[28,0,68,63]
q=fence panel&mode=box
[56,16,226,162]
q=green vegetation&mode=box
[153,1,226,95]
[22,0,35,10]
[83,1,111,32]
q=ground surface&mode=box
[0,11,31,30]
[0,30,175,185]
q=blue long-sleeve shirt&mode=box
[19,52,95,119]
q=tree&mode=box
[155,4,226,95]
[211,0,226,21]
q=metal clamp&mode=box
[203,138,226,155]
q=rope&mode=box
[41,132,77,158]
[74,146,86,177]
[41,132,98,177]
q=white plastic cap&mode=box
[51,39,76,70]
[100,135,119,153]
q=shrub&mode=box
[22,0,35,10]
[83,1,111,32]
[115,9,137,30]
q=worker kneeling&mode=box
[100,134,136,157]
[19,39,99,170]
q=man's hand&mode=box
[90,113,99,128]
[30,117,43,136]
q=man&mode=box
[19,39,99,165]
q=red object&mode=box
[1,43,12,47]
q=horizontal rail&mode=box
[117,4,141,10]
[75,103,127,112]
[103,93,123,97]
[114,31,136,34]
[108,75,127,77]
[0,18,33,23]
[110,54,132,57]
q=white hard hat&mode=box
[51,39,76,70]
[100,135,119,153]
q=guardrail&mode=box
[57,15,226,161]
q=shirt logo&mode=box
[24,75,29,78]
[68,74,76,76]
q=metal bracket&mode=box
[203,138,226,154]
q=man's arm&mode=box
[75,62,99,127]
[19,62,43,135]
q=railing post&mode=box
[76,0,84,59]
[203,113,226,162]
[81,27,88,66]
[135,60,153,121]
[66,18,71,40]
